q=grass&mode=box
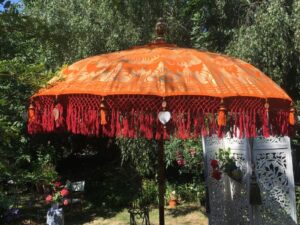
[82,204,208,225]
[6,184,207,224]
[13,197,207,225]
[4,152,208,224]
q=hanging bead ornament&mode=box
[264,100,269,122]
[53,105,60,121]
[263,99,270,137]
[217,99,226,127]
[289,104,296,126]
[100,97,107,125]
[158,98,171,125]
[28,103,35,122]
[52,96,64,128]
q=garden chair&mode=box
[128,194,150,225]
[128,206,150,225]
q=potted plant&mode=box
[45,180,70,225]
[211,148,243,182]
[169,190,178,208]
[165,185,178,208]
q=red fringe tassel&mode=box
[27,95,294,139]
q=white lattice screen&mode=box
[203,135,297,225]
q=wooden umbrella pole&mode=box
[158,138,165,225]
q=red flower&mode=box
[210,159,219,169]
[177,159,185,166]
[63,199,69,206]
[45,195,52,203]
[54,181,62,188]
[60,188,69,197]
[212,170,222,180]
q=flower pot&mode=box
[228,168,243,182]
[168,199,177,208]
[46,203,64,225]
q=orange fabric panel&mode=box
[34,45,291,102]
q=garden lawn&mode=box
[83,203,208,225]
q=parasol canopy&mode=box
[35,44,290,100]
[28,22,295,139]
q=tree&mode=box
[0,59,58,192]
[226,0,299,100]
[22,0,164,68]
[190,0,250,51]
[190,0,300,105]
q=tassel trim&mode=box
[289,107,296,126]
[27,95,293,139]
[28,104,35,122]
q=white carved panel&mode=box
[203,135,297,225]
[253,136,297,225]
[203,135,228,225]
[203,135,250,225]
[224,136,250,225]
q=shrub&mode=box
[296,185,300,221]
[166,181,205,205]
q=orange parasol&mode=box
[28,38,295,138]
[28,18,296,225]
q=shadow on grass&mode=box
[63,166,141,224]
[167,204,205,218]
[62,158,140,223]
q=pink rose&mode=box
[45,195,52,203]
[54,181,62,188]
[60,188,69,197]
[63,199,69,206]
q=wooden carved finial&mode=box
[155,17,167,41]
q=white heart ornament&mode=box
[158,111,171,125]
[53,107,60,121]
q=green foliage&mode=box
[226,0,299,100]
[84,164,141,209]
[21,0,169,68]
[24,145,58,186]
[116,137,158,177]
[166,180,205,204]
[0,191,13,213]
[0,2,46,63]
[294,0,300,51]
[0,59,56,189]
[141,179,158,205]
[131,179,158,208]
[164,137,203,174]
[191,0,248,51]
[296,185,300,222]
[215,148,236,173]
[177,182,205,204]
[190,0,300,101]
[164,138,204,204]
